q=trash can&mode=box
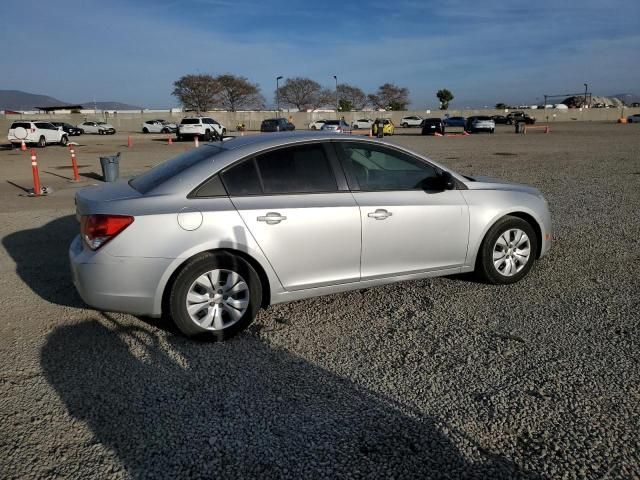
[100,153,120,182]
[376,120,385,138]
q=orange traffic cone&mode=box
[21,140,27,151]
[167,136,173,145]
[194,136,199,148]
[127,135,133,148]
[368,128,373,138]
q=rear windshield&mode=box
[11,122,30,129]
[181,119,200,124]
[323,120,339,125]
[129,145,225,194]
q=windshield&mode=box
[129,145,225,194]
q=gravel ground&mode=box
[1,123,639,479]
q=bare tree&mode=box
[337,84,368,110]
[368,83,410,110]
[214,74,265,112]
[276,77,328,111]
[172,74,220,112]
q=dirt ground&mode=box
[1,123,639,478]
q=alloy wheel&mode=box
[492,228,531,277]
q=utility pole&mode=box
[276,76,283,118]
[333,75,338,116]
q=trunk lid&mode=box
[75,181,143,216]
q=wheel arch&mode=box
[159,248,273,319]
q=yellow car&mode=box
[371,118,395,136]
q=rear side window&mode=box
[193,174,227,197]
[221,143,338,196]
[130,145,225,194]
[181,119,200,124]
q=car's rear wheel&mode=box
[204,130,212,141]
[143,127,149,134]
[476,216,538,285]
[401,123,408,128]
[161,127,169,133]
[170,253,261,339]
[38,136,46,148]
[59,135,68,146]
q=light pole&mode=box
[333,75,338,115]
[276,76,283,118]
[584,83,588,108]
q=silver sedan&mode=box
[70,132,552,339]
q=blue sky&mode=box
[2,0,638,108]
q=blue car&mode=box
[443,116,466,127]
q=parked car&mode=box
[142,119,177,134]
[308,120,327,130]
[51,122,83,136]
[320,119,351,133]
[491,115,508,125]
[420,118,445,135]
[506,112,536,125]
[351,118,374,129]
[8,121,68,147]
[400,115,424,127]
[70,132,552,339]
[627,114,640,123]
[78,121,116,135]
[178,117,226,141]
[261,118,296,132]
[465,116,495,133]
[371,118,395,136]
[443,116,466,127]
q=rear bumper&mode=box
[69,235,171,317]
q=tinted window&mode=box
[11,122,30,129]
[221,159,262,195]
[256,144,337,194]
[181,119,200,124]
[194,174,227,197]
[130,145,225,194]
[337,142,438,191]
[35,122,53,129]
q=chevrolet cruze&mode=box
[70,132,551,339]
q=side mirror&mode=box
[421,171,456,191]
[440,171,456,190]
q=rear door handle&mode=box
[257,212,287,224]
[368,209,392,220]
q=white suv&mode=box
[400,115,424,127]
[177,117,226,141]
[8,121,69,148]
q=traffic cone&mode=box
[69,144,80,181]
[167,136,173,145]
[30,149,41,196]
[20,140,27,151]
[127,135,133,148]
[368,128,373,138]
[194,136,199,148]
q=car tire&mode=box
[169,252,262,339]
[59,135,68,146]
[38,136,46,148]
[204,130,212,141]
[490,129,495,134]
[476,215,538,285]
[143,127,149,134]
[402,123,408,128]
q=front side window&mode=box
[221,143,338,196]
[336,142,438,191]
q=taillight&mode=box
[81,214,134,250]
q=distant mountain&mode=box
[611,93,640,105]
[0,89,143,111]
[0,90,70,110]
[80,101,142,110]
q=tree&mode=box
[495,102,507,110]
[337,84,368,110]
[368,83,410,110]
[172,74,220,112]
[276,77,328,111]
[436,89,454,110]
[338,99,353,112]
[214,74,265,112]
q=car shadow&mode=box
[40,313,540,479]
[2,215,84,308]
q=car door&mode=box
[34,122,55,143]
[222,142,361,291]
[335,141,469,279]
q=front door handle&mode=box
[257,212,287,225]
[368,209,392,220]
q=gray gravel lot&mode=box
[1,123,639,479]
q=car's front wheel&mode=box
[169,253,262,339]
[476,216,538,285]
[59,135,68,146]
[143,127,149,134]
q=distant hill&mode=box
[611,93,640,105]
[80,101,142,110]
[0,90,70,110]
[0,90,142,111]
